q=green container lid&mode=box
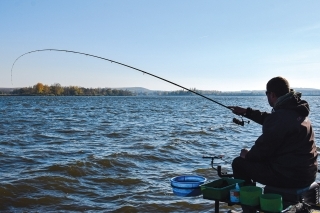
[260,193,283,212]
[240,186,262,206]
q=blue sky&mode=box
[1,0,320,91]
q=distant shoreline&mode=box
[1,86,320,96]
[2,93,320,97]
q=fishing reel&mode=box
[232,116,250,126]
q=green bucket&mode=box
[260,193,283,212]
[240,186,262,206]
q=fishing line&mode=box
[11,49,247,125]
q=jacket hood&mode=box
[274,91,310,117]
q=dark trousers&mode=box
[232,157,307,188]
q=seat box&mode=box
[200,178,245,200]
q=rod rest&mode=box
[264,182,319,206]
[217,166,234,178]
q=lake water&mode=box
[1,96,320,212]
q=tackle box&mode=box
[200,178,245,200]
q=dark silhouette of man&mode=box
[229,77,317,188]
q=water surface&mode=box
[1,96,319,212]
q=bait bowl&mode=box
[170,175,207,197]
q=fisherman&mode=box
[229,76,318,188]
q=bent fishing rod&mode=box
[11,49,248,126]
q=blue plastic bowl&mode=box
[171,175,207,197]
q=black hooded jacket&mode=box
[244,92,318,187]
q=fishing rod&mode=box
[11,49,248,126]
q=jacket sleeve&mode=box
[245,112,286,161]
[244,108,270,125]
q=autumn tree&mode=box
[68,86,83,95]
[34,83,44,94]
[42,85,51,95]
[50,83,64,96]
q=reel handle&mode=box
[233,117,250,126]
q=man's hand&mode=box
[228,106,247,116]
[240,148,249,159]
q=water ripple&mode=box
[0,96,319,212]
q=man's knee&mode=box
[232,156,245,170]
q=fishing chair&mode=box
[264,181,319,210]
[203,156,320,212]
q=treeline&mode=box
[153,89,222,96]
[134,89,223,96]
[11,83,134,96]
